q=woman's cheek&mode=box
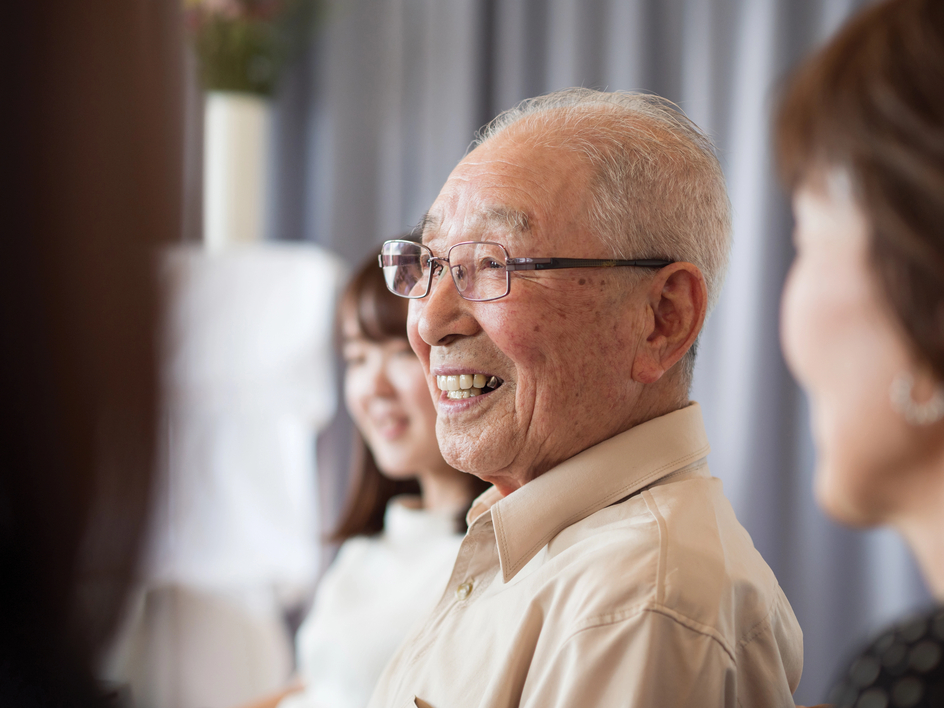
[343,369,371,432]
[781,258,821,387]
[389,357,430,403]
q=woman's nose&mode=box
[367,356,398,398]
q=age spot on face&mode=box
[578,278,587,285]
[533,324,541,333]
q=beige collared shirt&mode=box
[368,403,803,708]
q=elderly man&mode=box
[371,89,801,707]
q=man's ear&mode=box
[631,263,708,385]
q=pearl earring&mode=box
[889,372,944,426]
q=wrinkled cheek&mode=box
[407,303,431,366]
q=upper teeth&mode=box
[436,373,499,399]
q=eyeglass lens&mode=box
[380,241,510,301]
[380,240,428,297]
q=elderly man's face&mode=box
[408,132,653,495]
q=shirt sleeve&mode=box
[520,607,737,708]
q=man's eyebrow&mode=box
[412,212,439,241]
[412,206,531,243]
[481,206,531,233]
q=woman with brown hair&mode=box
[273,247,488,708]
[776,0,944,705]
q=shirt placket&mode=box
[394,511,501,699]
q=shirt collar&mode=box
[470,402,710,583]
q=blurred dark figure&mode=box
[0,3,183,706]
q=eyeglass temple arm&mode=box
[378,253,673,270]
[505,257,673,271]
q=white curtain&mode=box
[268,0,930,701]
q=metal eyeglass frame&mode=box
[378,239,674,302]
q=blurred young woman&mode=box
[270,249,488,708]
[776,0,944,705]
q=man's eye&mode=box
[481,259,504,270]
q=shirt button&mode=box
[456,581,473,600]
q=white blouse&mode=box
[279,497,464,708]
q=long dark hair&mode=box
[330,246,489,542]
[776,0,944,378]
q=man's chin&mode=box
[439,435,508,480]
[445,457,522,497]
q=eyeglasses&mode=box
[378,239,673,302]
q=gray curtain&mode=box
[269,0,930,702]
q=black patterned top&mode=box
[828,606,944,708]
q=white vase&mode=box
[202,91,271,252]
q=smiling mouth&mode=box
[436,373,504,400]
[372,413,408,430]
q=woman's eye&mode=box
[343,347,367,365]
[388,341,415,358]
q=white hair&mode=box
[476,88,731,313]
[475,88,732,384]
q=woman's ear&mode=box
[631,263,708,384]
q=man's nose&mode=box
[416,266,479,346]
